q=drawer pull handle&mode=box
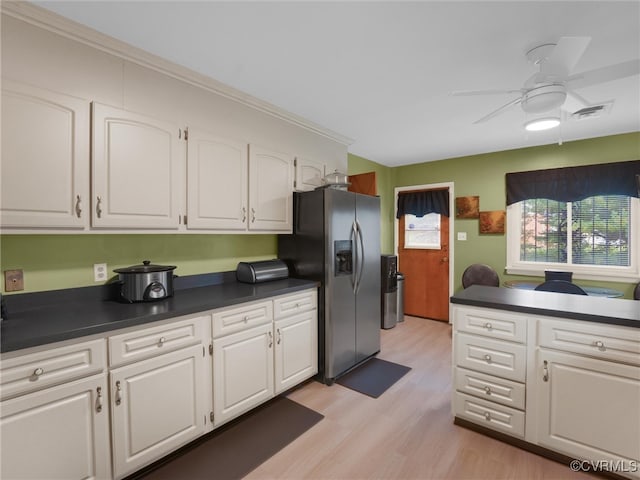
[276,328,281,344]
[158,336,166,346]
[484,412,491,421]
[115,381,122,406]
[251,208,256,223]
[96,387,103,413]
[268,331,273,348]
[242,207,246,223]
[484,386,492,395]
[32,367,44,377]
[75,195,82,218]
[484,354,492,363]
[594,340,605,349]
[96,196,102,218]
[484,323,492,330]
[543,360,549,382]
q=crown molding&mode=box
[1,1,353,146]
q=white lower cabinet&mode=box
[0,373,111,480]
[110,344,206,479]
[536,348,640,475]
[452,304,640,479]
[212,322,275,426]
[274,309,318,394]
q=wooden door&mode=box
[348,172,377,196]
[110,345,205,479]
[1,374,111,480]
[1,80,89,229]
[398,202,449,321]
[186,128,248,230]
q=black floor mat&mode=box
[336,357,411,398]
[135,397,324,480]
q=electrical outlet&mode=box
[94,263,108,282]
[4,269,24,292]
[457,232,467,241]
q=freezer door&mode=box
[324,189,357,380]
[355,193,381,362]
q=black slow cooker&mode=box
[113,260,177,303]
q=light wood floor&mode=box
[246,316,593,480]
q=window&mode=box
[404,213,440,249]
[507,195,639,280]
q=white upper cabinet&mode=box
[248,145,293,232]
[186,128,248,230]
[1,80,89,229]
[295,156,325,192]
[91,103,182,229]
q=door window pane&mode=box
[405,213,440,249]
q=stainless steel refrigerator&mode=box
[278,188,381,385]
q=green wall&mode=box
[0,234,276,293]
[386,132,640,298]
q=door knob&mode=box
[441,257,448,263]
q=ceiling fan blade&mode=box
[542,36,591,77]
[566,59,640,89]
[562,90,591,113]
[473,97,522,124]
[450,89,522,96]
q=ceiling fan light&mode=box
[524,117,560,131]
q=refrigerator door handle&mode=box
[351,220,359,293]
[355,220,365,293]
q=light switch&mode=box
[457,232,467,241]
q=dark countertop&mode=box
[451,285,640,328]
[1,275,318,353]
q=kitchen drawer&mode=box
[538,318,640,366]
[0,339,106,400]
[455,367,525,410]
[454,391,525,439]
[109,315,207,368]
[455,332,526,382]
[212,300,273,338]
[273,289,317,319]
[454,306,526,344]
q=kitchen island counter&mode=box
[1,274,318,353]
[451,285,639,328]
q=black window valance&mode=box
[396,189,449,218]
[506,160,640,206]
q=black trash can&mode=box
[396,273,405,323]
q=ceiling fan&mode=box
[451,37,640,125]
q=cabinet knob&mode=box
[243,316,249,322]
[32,367,44,377]
[594,340,605,349]
[484,412,491,421]
[96,386,103,413]
[484,322,492,330]
[484,386,492,395]
[484,354,492,363]
[75,195,82,218]
[158,337,166,346]
[115,380,122,406]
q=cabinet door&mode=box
[248,145,293,232]
[91,102,182,229]
[1,80,89,229]
[274,309,318,394]
[110,345,205,479]
[295,156,325,192]
[213,323,274,426]
[536,348,640,465]
[186,128,248,230]
[1,374,110,480]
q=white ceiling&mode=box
[32,1,640,167]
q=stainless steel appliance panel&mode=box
[324,189,357,379]
[354,193,381,361]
